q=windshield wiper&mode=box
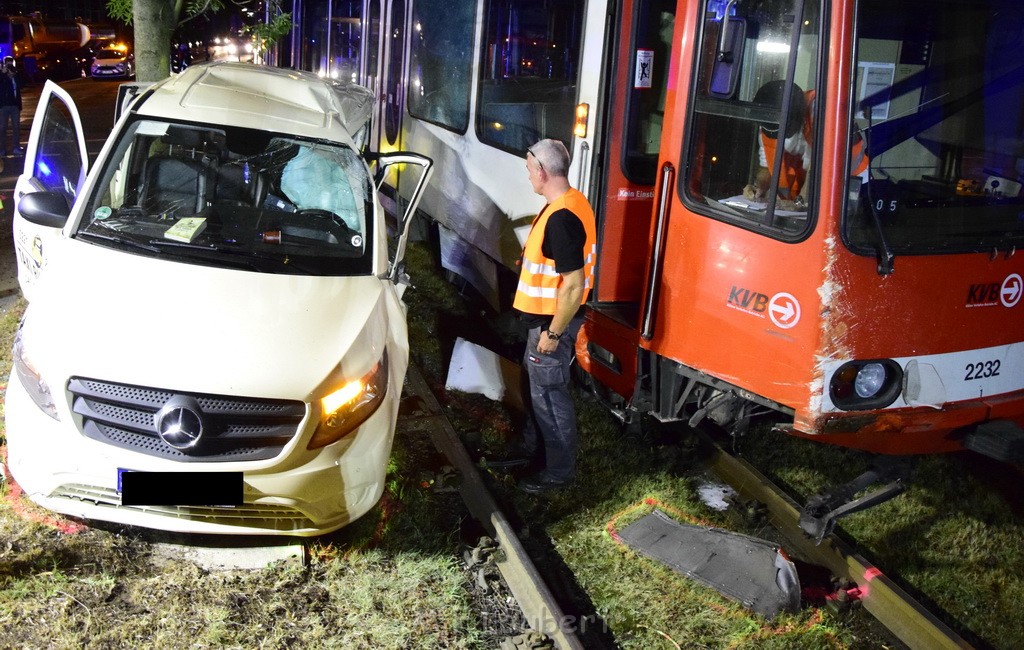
[147,239,317,273]
[861,128,896,276]
[77,230,160,253]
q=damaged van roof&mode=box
[135,62,374,144]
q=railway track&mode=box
[401,361,976,649]
[401,364,586,650]
[705,437,974,650]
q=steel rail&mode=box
[403,365,586,650]
[704,436,973,650]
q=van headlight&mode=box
[12,324,60,420]
[308,351,389,449]
[829,359,902,411]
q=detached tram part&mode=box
[702,432,974,650]
[403,365,586,650]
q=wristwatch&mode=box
[546,329,562,341]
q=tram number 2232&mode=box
[964,360,1001,381]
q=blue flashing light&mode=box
[708,0,736,21]
[37,160,52,177]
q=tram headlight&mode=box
[854,362,887,398]
[829,359,902,410]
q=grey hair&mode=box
[528,139,570,177]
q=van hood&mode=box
[27,239,388,400]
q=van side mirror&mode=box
[19,191,71,228]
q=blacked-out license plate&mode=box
[118,470,243,506]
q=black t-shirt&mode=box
[517,206,587,329]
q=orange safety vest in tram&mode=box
[513,187,597,316]
[760,90,869,199]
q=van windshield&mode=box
[77,118,374,276]
[845,0,1024,255]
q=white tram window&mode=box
[682,0,823,238]
[408,0,476,132]
[476,0,585,154]
[844,0,1024,256]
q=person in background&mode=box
[512,138,597,495]
[0,56,25,158]
[743,79,867,211]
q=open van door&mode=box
[375,152,432,295]
[12,80,88,301]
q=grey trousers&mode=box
[521,317,584,482]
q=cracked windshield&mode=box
[76,119,373,275]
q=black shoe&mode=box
[517,472,572,495]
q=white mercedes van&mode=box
[5,63,431,536]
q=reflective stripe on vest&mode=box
[513,187,597,315]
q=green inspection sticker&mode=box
[94,206,112,220]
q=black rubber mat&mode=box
[618,509,800,617]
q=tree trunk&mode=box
[133,0,182,82]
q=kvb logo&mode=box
[727,286,802,328]
[1003,273,1023,308]
[967,273,1023,308]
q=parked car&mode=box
[90,47,134,79]
[6,62,432,536]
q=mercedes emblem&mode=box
[154,396,205,451]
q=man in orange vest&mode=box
[742,80,868,210]
[512,139,597,495]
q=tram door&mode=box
[582,0,676,397]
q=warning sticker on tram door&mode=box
[635,49,654,89]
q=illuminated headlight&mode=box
[854,362,887,398]
[829,359,903,410]
[308,351,389,449]
[12,324,60,420]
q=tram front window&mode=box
[845,0,1024,255]
[682,0,823,238]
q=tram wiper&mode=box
[860,130,896,275]
[865,193,895,275]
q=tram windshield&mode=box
[846,0,1024,255]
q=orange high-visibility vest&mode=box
[513,188,597,316]
[761,90,869,199]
